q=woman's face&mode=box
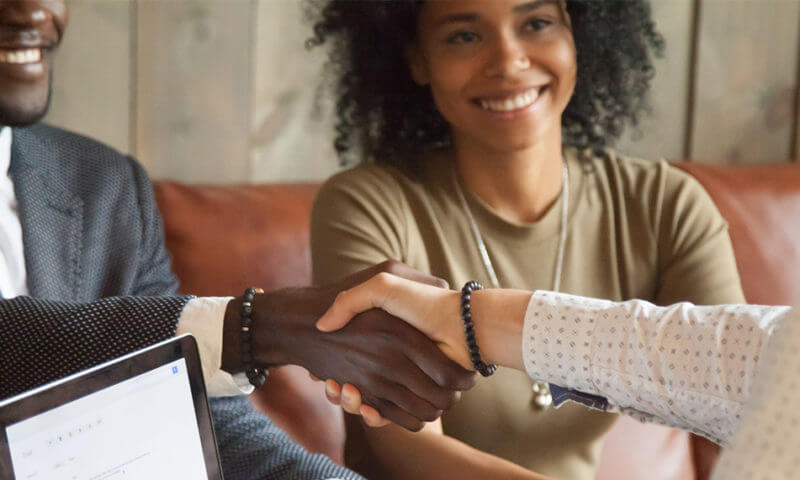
[409,0,577,153]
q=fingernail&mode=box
[325,381,335,396]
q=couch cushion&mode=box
[153,181,346,460]
[596,416,694,480]
[675,162,800,306]
[154,182,320,295]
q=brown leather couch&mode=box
[153,161,800,479]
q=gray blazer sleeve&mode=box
[0,295,190,400]
[129,158,180,296]
[210,396,364,480]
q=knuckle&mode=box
[379,259,401,274]
[409,420,425,432]
[373,398,389,415]
[375,271,393,287]
[464,373,478,389]
[439,371,460,389]
[443,369,474,390]
[436,392,458,410]
[334,289,349,303]
[362,371,384,391]
[434,277,449,289]
[422,408,442,423]
[429,370,447,388]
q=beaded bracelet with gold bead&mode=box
[241,287,267,388]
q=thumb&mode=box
[316,274,391,332]
[315,300,353,332]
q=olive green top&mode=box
[311,148,745,480]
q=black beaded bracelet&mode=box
[241,287,268,388]
[461,281,497,377]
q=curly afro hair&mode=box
[308,0,664,169]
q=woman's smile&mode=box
[472,85,549,119]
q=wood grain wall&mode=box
[45,0,800,183]
[689,0,800,164]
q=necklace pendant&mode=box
[452,161,568,414]
[531,382,552,410]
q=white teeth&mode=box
[0,48,42,64]
[478,88,541,112]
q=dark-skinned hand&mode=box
[222,261,476,431]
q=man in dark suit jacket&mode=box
[0,2,475,478]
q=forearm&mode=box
[470,289,531,370]
[345,418,548,480]
[523,292,791,444]
[0,295,190,399]
[460,288,792,443]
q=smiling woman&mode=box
[307,0,662,170]
[308,0,744,479]
[403,0,578,164]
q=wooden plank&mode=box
[249,0,339,182]
[795,5,800,160]
[690,0,800,164]
[795,55,800,159]
[796,74,800,159]
[616,0,695,162]
[46,0,133,154]
[135,0,253,183]
[683,0,703,161]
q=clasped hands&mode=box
[223,261,474,432]
[315,267,473,428]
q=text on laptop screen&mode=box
[6,358,208,479]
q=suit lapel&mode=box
[10,127,84,300]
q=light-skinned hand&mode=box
[316,272,473,427]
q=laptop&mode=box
[0,334,223,480]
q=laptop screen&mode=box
[4,352,212,479]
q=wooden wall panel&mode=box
[615,0,694,162]
[46,0,133,154]
[42,1,800,181]
[135,0,253,183]
[690,0,800,164]
[249,0,339,183]
[796,90,800,159]
[795,29,800,160]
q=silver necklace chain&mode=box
[452,162,569,410]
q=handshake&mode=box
[221,261,503,432]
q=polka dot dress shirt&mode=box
[523,291,791,444]
[712,308,800,480]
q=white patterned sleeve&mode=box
[522,291,791,444]
[712,308,800,479]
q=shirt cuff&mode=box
[523,291,610,410]
[176,296,255,397]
